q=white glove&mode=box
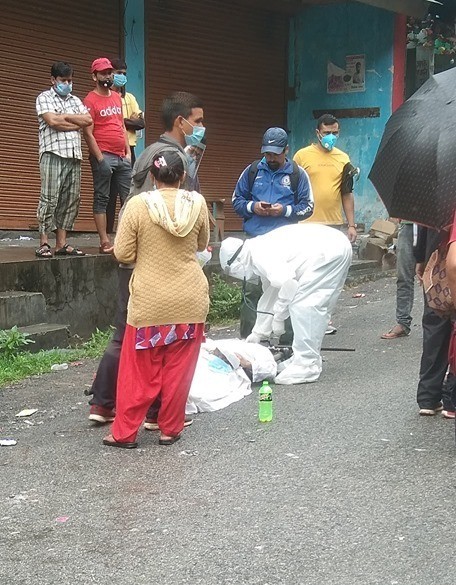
[271,318,286,338]
[246,332,262,344]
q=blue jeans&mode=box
[395,223,415,332]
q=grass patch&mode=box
[0,328,113,387]
[207,273,242,325]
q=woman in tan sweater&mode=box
[103,149,210,449]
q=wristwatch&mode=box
[348,224,357,228]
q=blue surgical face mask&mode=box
[55,82,72,97]
[113,73,127,87]
[182,118,206,147]
[319,133,338,151]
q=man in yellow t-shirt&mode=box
[111,58,144,166]
[293,114,357,244]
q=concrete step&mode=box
[349,259,380,272]
[0,291,47,330]
[17,323,69,353]
[345,267,394,287]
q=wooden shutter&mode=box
[146,0,288,230]
[0,0,121,231]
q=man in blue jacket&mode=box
[232,127,314,337]
[233,127,314,236]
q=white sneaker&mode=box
[419,404,444,416]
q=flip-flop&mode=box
[35,243,53,258]
[144,417,193,431]
[159,435,181,446]
[99,242,114,254]
[55,244,85,256]
[103,436,137,449]
[381,325,410,339]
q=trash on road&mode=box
[70,361,84,367]
[51,363,68,371]
[16,408,38,418]
[0,439,17,447]
[285,453,299,459]
[11,494,28,501]
[55,516,70,523]
[352,293,366,298]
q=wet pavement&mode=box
[0,231,102,263]
[0,278,455,585]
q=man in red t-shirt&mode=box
[83,58,132,253]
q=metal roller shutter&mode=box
[146,0,288,231]
[0,0,121,231]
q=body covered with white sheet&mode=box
[219,223,352,384]
[186,339,277,414]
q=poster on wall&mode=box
[327,54,366,94]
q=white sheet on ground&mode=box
[185,339,277,414]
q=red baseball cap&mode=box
[91,58,113,73]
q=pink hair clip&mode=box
[154,156,167,168]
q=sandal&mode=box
[35,243,53,258]
[99,241,114,254]
[381,324,410,339]
[103,433,137,449]
[55,244,85,256]
[159,435,181,446]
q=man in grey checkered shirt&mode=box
[35,61,93,257]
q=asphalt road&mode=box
[1,277,455,585]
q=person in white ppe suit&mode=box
[219,223,352,384]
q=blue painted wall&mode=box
[124,0,145,155]
[288,2,395,227]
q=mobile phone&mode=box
[262,203,272,208]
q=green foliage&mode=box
[0,326,35,359]
[78,327,114,359]
[207,273,242,325]
[0,327,113,387]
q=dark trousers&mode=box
[89,266,161,419]
[416,302,455,410]
[90,152,132,214]
[416,228,455,410]
[240,280,293,345]
[106,146,135,234]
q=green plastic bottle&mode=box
[259,381,273,422]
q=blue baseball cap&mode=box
[261,127,288,154]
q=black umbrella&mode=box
[369,67,456,230]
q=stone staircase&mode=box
[0,291,69,352]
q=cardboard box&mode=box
[369,219,397,243]
[358,236,388,263]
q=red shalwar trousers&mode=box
[111,323,204,443]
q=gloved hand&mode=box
[246,332,263,344]
[271,318,286,338]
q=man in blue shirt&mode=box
[232,127,314,338]
[232,127,314,236]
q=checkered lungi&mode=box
[37,152,81,233]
